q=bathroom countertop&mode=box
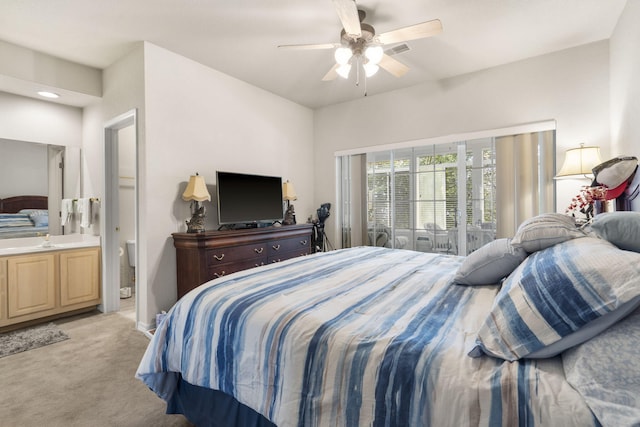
[0,234,101,256]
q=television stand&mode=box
[172,223,313,298]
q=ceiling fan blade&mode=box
[278,42,339,50]
[377,19,442,45]
[332,0,362,38]
[322,64,339,81]
[379,54,409,77]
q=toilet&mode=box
[126,240,136,267]
[120,240,135,299]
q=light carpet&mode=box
[0,310,193,427]
[0,322,69,358]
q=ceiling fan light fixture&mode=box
[334,47,353,65]
[365,45,383,64]
[336,64,352,79]
[363,62,379,77]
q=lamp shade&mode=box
[182,173,211,202]
[555,145,603,179]
[334,47,353,65]
[336,64,351,79]
[282,180,297,201]
[363,62,379,77]
[365,45,383,64]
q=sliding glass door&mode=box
[338,127,555,256]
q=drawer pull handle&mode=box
[300,240,308,245]
[271,259,281,263]
[213,254,225,261]
[272,244,281,251]
[254,248,264,254]
[214,271,226,278]
[254,262,265,267]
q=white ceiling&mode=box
[0,0,628,109]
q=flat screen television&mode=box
[216,171,284,226]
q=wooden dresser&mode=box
[172,223,313,299]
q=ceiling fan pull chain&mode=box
[356,56,361,86]
[364,70,368,97]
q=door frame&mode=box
[102,109,137,316]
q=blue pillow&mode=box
[590,211,640,253]
[29,211,49,227]
[469,237,640,361]
[453,238,527,286]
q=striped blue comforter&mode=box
[0,213,47,238]
[136,246,596,427]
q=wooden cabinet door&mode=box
[7,253,57,318]
[60,248,101,307]
[0,259,7,322]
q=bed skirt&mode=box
[165,375,276,427]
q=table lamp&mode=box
[182,173,211,233]
[282,180,297,225]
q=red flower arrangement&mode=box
[566,185,608,221]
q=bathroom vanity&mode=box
[0,235,101,331]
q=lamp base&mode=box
[283,203,296,225]
[186,203,206,233]
[186,222,206,233]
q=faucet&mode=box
[41,234,52,247]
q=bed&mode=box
[0,195,49,239]
[137,211,640,427]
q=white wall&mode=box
[137,43,315,325]
[84,42,147,323]
[314,41,611,245]
[0,39,101,99]
[0,139,47,197]
[0,91,82,147]
[610,0,640,157]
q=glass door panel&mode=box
[415,144,458,254]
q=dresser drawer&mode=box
[267,236,311,257]
[267,249,309,264]
[207,243,267,267]
[208,259,266,280]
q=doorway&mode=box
[102,110,137,324]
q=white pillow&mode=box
[453,238,527,286]
[563,307,640,426]
[511,213,585,253]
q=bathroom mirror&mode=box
[0,138,81,239]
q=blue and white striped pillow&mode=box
[469,237,640,361]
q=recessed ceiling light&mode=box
[37,91,60,99]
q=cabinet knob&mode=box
[213,254,225,261]
[272,244,281,251]
[254,247,264,254]
[300,240,308,245]
[214,271,226,278]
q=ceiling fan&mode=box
[278,0,442,81]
